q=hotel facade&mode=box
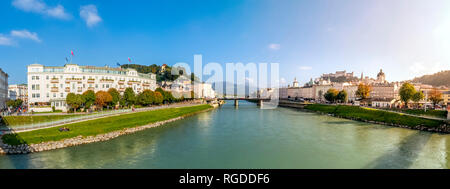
[0,68,8,109]
[8,84,28,105]
[27,64,157,112]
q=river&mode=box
[0,100,449,169]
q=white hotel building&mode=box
[0,68,8,109]
[28,63,157,112]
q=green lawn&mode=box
[2,104,212,145]
[31,110,63,114]
[305,104,445,128]
[388,108,447,119]
[1,114,83,126]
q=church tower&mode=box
[376,69,386,83]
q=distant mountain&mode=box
[411,70,450,87]
[211,81,258,96]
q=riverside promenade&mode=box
[0,103,214,155]
[278,100,449,123]
[0,100,205,134]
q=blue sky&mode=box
[1,0,450,86]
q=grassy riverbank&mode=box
[386,108,447,119]
[304,104,446,128]
[2,104,212,145]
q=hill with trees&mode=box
[411,70,450,87]
[120,64,200,82]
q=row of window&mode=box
[30,75,154,83]
[41,68,136,76]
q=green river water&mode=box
[0,101,449,169]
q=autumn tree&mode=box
[399,82,416,107]
[355,83,371,100]
[429,88,444,107]
[154,91,164,105]
[95,91,113,109]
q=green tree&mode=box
[66,93,84,111]
[324,88,339,103]
[412,91,425,108]
[108,88,121,107]
[355,83,371,100]
[337,90,348,103]
[6,100,14,108]
[123,88,136,106]
[156,87,175,103]
[82,90,96,109]
[15,99,23,108]
[137,90,155,106]
[399,82,416,107]
[6,99,23,108]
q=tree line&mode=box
[65,87,185,112]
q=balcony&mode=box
[50,78,59,83]
[118,80,125,85]
[88,87,95,91]
[87,79,95,84]
[77,87,83,92]
[65,78,82,83]
[65,87,70,92]
[51,87,59,92]
[143,83,150,87]
[100,79,114,83]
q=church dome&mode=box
[377,69,385,77]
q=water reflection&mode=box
[364,132,432,169]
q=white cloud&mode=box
[0,29,41,46]
[268,43,280,50]
[0,35,14,46]
[46,5,71,20]
[12,0,71,20]
[299,66,312,70]
[10,30,41,42]
[409,62,450,76]
[12,0,46,13]
[80,5,102,27]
